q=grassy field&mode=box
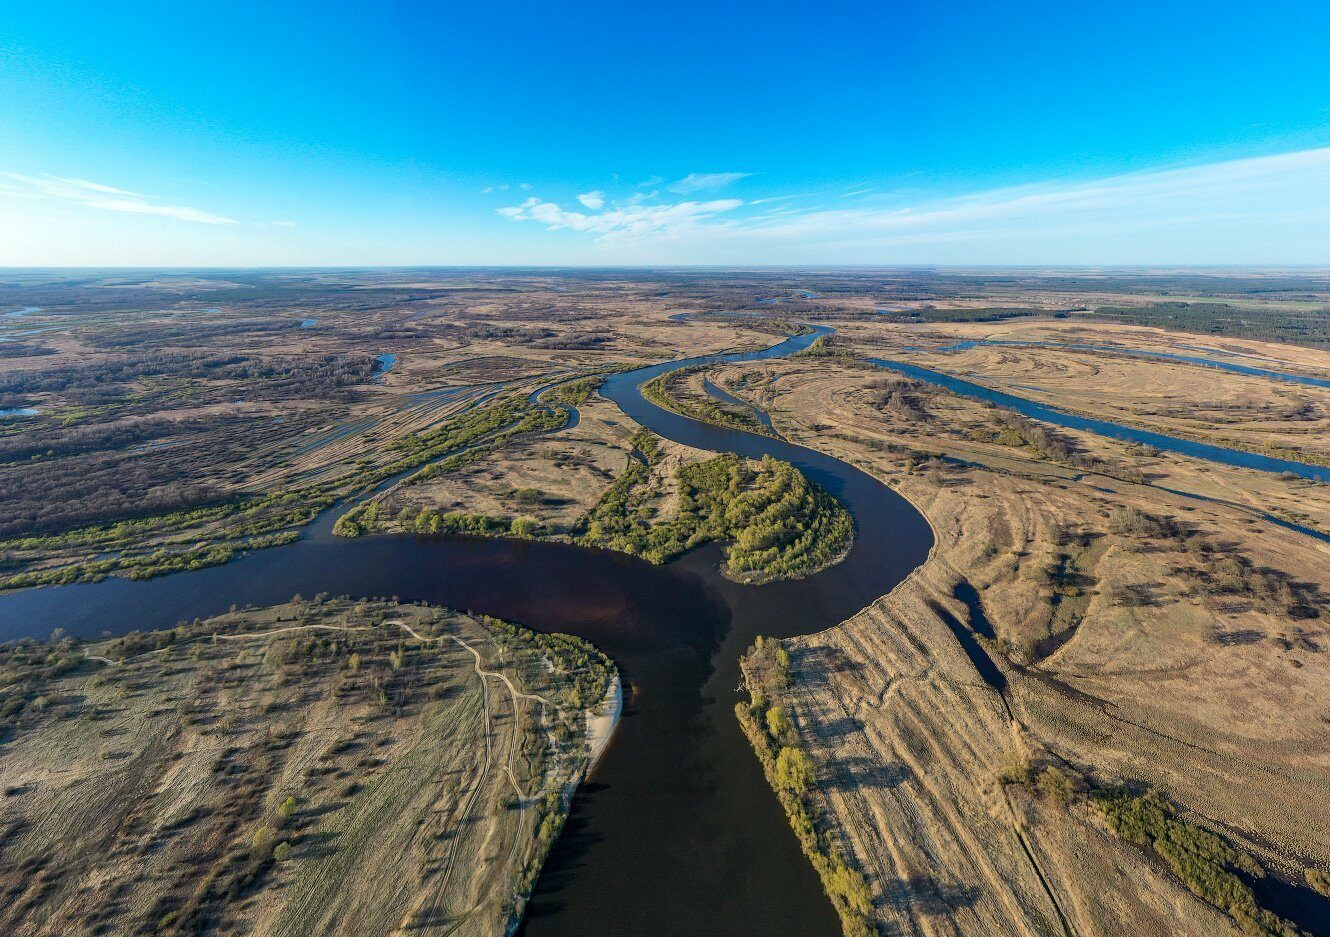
[6,269,1330,935]
[0,598,615,937]
[714,328,1330,936]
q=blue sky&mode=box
[2,0,1329,265]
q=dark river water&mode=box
[4,318,1328,933]
[0,326,935,937]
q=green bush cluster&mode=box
[578,451,853,582]
[0,530,300,590]
[0,501,242,553]
[481,615,615,710]
[539,374,604,406]
[629,427,662,464]
[1094,788,1299,937]
[0,473,344,591]
[334,501,544,540]
[794,334,859,361]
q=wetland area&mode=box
[3,268,1330,937]
[0,323,933,937]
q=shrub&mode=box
[775,746,815,794]
[1035,766,1074,806]
[1094,788,1297,937]
[765,705,794,741]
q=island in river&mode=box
[2,268,1330,937]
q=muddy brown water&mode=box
[0,327,935,936]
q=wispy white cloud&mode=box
[497,196,742,240]
[576,190,605,210]
[1,173,238,225]
[58,177,144,197]
[751,192,816,205]
[502,148,1330,262]
[731,147,1330,248]
[667,171,751,194]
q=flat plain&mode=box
[2,267,1329,936]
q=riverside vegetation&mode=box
[338,424,855,585]
[0,597,613,937]
[642,366,774,436]
[3,394,569,589]
[737,636,874,937]
[576,444,853,583]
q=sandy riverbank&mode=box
[586,673,622,771]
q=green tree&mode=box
[775,746,816,794]
[276,795,298,823]
[765,705,793,741]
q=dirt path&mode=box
[81,610,612,935]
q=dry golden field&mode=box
[715,332,1330,936]
[0,598,614,937]
[6,270,1330,936]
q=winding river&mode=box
[0,326,935,937]
[2,316,1327,932]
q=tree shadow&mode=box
[1213,628,1264,647]
[881,875,981,915]
[298,829,341,860]
[815,714,865,743]
[824,756,909,791]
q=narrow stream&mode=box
[918,339,1330,389]
[703,376,776,434]
[869,357,1330,482]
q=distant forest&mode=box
[1094,302,1330,348]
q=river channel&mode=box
[0,326,936,937]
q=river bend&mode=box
[0,326,936,937]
